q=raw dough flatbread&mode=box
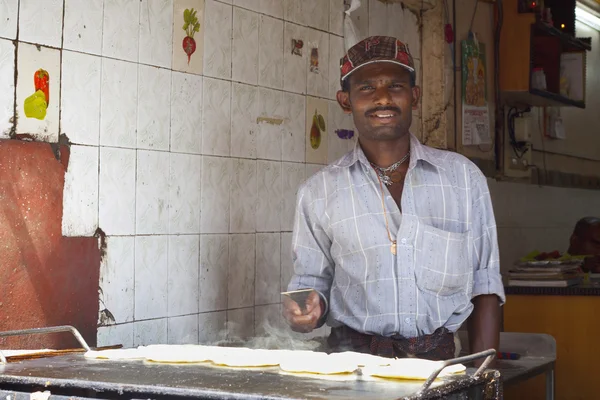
[363,358,466,380]
[328,351,392,367]
[210,347,284,367]
[279,352,359,375]
[142,344,221,364]
[84,348,145,360]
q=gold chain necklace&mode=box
[374,169,397,255]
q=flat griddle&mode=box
[0,326,500,400]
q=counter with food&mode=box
[506,250,588,288]
[503,266,600,399]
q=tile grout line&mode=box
[132,223,137,344]
[59,141,326,165]
[108,303,281,327]
[214,0,339,37]
[96,0,108,344]
[228,2,235,161]
[10,0,21,138]
[57,0,66,143]
[97,0,107,241]
[197,230,201,344]
[166,232,170,342]
[225,228,231,337]
[130,0,143,341]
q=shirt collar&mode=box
[336,133,445,171]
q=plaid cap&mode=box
[340,36,415,86]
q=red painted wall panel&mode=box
[0,140,99,349]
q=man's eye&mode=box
[389,83,403,89]
[359,86,373,91]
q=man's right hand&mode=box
[283,291,323,333]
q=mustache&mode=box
[365,106,401,117]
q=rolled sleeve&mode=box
[287,178,335,323]
[470,170,506,305]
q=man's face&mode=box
[336,63,420,142]
[572,225,600,256]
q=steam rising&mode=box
[344,0,363,52]
[207,320,327,352]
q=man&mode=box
[283,36,505,361]
[568,217,600,273]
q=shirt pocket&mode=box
[414,224,472,296]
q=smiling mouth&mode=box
[369,111,399,122]
[367,108,401,119]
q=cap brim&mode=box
[341,59,415,82]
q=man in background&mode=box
[568,217,600,273]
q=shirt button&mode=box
[404,317,411,324]
[401,238,407,245]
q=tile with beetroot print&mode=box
[172,0,205,75]
[15,43,60,142]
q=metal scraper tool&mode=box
[281,288,316,311]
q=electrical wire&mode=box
[469,0,480,34]
[494,0,503,172]
[538,108,548,183]
[507,106,532,160]
[452,0,458,151]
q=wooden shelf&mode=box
[499,0,590,108]
[502,88,585,108]
[532,22,591,52]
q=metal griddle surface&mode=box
[0,354,485,400]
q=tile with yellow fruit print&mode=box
[16,43,60,142]
[305,96,328,165]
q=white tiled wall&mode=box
[1,0,422,346]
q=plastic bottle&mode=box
[531,67,547,91]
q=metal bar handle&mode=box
[415,348,497,396]
[0,325,90,364]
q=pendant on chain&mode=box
[381,174,393,186]
[391,241,397,255]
